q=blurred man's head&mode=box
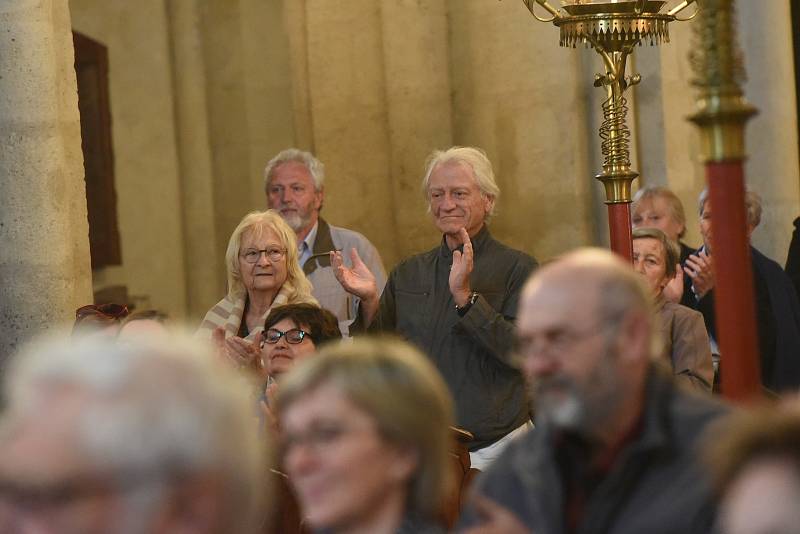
[515,249,656,439]
[707,406,800,534]
[0,335,266,534]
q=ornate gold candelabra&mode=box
[519,0,698,257]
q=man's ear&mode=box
[315,187,324,211]
[615,310,651,364]
[483,194,495,217]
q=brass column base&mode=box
[595,170,639,204]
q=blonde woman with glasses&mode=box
[197,210,317,371]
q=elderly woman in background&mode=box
[198,210,317,369]
[276,337,453,534]
[632,185,695,262]
[632,186,697,305]
[632,227,714,392]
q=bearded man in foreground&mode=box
[459,248,727,534]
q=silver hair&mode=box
[421,146,501,218]
[1,334,266,534]
[264,148,325,192]
[698,188,762,229]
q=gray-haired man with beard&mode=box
[265,149,387,334]
[459,248,727,534]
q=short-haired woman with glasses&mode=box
[262,303,342,380]
[197,210,317,370]
[259,303,342,434]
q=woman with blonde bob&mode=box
[198,210,317,369]
[276,337,454,534]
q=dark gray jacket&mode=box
[459,368,728,534]
[358,225,537,450]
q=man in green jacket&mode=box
[333,146,537,469]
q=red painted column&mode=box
[707,162,761,402]
[607,202,633,262]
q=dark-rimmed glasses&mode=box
[241,247,286,264]
[262,328,310,346]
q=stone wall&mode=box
[63,0,800,323]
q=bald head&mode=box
[516,248,656,439]
[522,248,654,329]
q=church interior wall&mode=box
[63,0,800,323]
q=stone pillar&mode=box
[166,0,224,318]
[303,0,399,267]
[380,0,453,257]
[0,0,92,362]
[448,0,596,260]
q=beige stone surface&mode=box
[380,0,453,257]
[52,0,800,329]
[166,0,224,319]
[70,0,188,318]
[449,0,596,262]
[0,0,92,362]
[303,0,399,266]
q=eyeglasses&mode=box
[280,421,370,457]
[241,247,286,264]
[263,328,310,345]
[511,322,610,367]
[75,303,129,321]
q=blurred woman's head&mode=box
[261,304,341,378]
[276,337,453,531]
[224,210,313,303]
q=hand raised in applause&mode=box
[213,326,262,371]
[461,495,531,534]
[332,248,380,324]
[450,228,474,307]
[685,250,715,299]
[662,263,685,303]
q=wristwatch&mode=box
[455,291,479,317]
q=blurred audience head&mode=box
[631,185,687,241]
[0,334,266,534]
[515,248,656,438]
[698,188,763,252]
[706,406,800,534]
[72,303,129,339]
[261,303,341,379]
[276,337,453,532]
[117,310,169,341]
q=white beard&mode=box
[281,211,304,232]
[533,382,586,431]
